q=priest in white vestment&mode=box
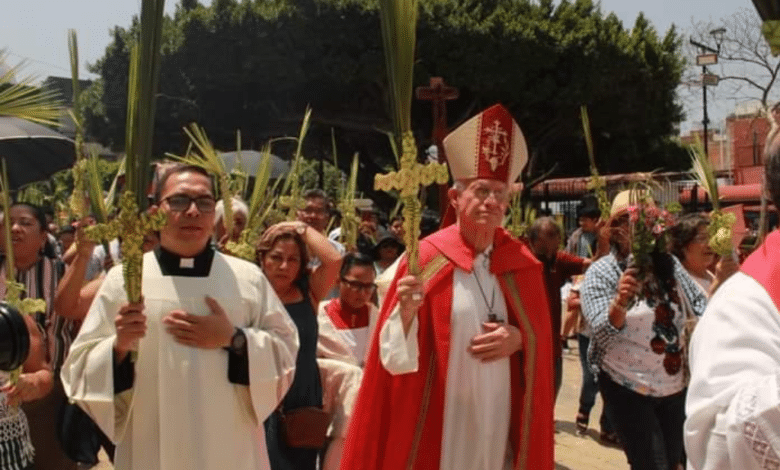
[685,137,780,470]
[61,166,298,470]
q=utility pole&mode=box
[689,27,726,211]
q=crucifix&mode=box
[415,77,459,215]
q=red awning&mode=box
[679,183,764,204]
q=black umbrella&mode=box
[0,116,75,189]
[220,150,290,179]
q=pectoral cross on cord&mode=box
[473,267,501,323]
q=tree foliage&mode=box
[83,0,688,198]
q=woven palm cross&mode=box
[374,132,448,275]
[84,191,167,303]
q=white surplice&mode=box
[685,272,780,470]
[61,251,299,470]
[380,250,512,470]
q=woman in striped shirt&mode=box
[0,203,75,470]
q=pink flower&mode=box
[645,206,661,220]
[652,223,664,236]
[628,205,640,223]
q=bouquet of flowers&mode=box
[625,196,685,375]
[628,202,677,275]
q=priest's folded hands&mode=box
[162,296,235,349]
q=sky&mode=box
[0,0,753,133]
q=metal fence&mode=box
[528,172,705,237]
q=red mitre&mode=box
[439,104,529,227]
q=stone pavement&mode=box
[93,341,629,470]
[555,342,629,470]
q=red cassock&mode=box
[340,224,555,470]
[741,229,780,308]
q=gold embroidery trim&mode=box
[406,351,436,469]
[503,274,536,470]
[405,253,447,468]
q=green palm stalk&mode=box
[86,148,114,265]
[581,106,611,220]
[84,0,168,308]
[506,191,536,239]
[68,30,89,221]
[689,138,735,256]
[225,143,279,261]
[337,153,360,251]
[279,107,312,221]
[379,0,417,139]
[0,50,62,125]
[0,162,46,384]
[373,0,448,275]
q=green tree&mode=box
[83,0,688,198]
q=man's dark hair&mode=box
[153,164,213,203]
[577,195,601,219]
[669,213,709,261]
[340,252,374,277]
[767,135,780,210]
[527,216,561,242]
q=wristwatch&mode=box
[224,327,247,355]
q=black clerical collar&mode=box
[154,244,215,277]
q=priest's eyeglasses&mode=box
[341,277,377,293]
[164,194,217,213]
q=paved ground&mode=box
[555,342,629,470]
[93,341,629,470]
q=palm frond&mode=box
[245,143,274,231]
[378,0,418,139]
[124,0,165,210]
[0,51,62,125]
[580,105,611,219]
[279,107,313,220]
[688,136,720,211]
[0,161,16,280]
[337,153,360,250]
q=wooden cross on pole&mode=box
[84,190,167,303]
[415,77,459,154]
[415,77,458,215]
[375,132,449,275]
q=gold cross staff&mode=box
[374,131,448,275]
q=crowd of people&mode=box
[0,103,778,470]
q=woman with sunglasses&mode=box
[580,191,707,470]
[257,221,342,470]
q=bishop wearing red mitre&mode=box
[340,104,555,470]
